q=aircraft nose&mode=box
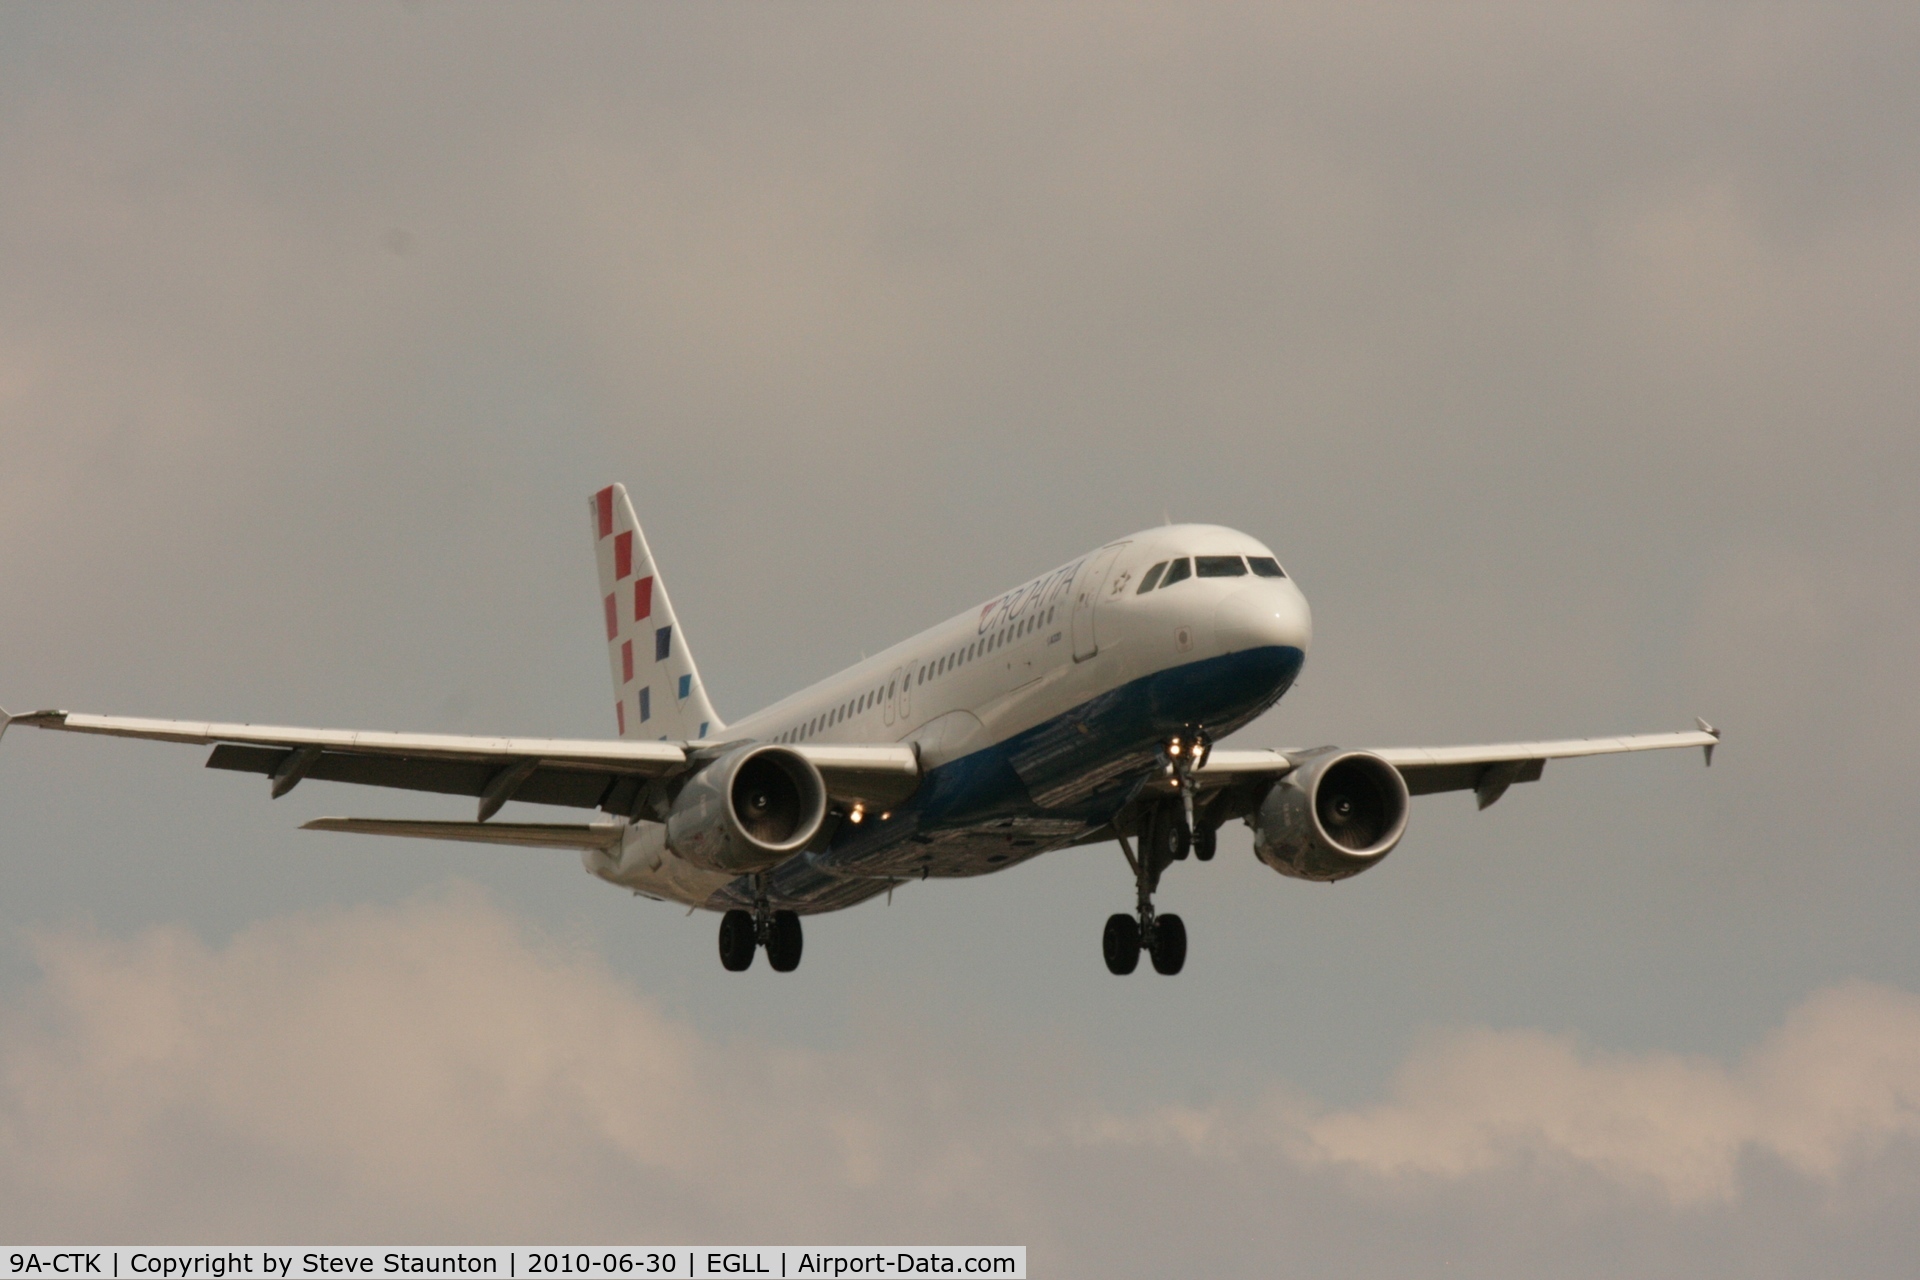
[1214,580,1313,657]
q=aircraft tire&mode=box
[1103,913,1141,975]
[1150,914,1187,975]
[1193,824,1216,862]
[1148,805,1191,863]
[718,909,757,971]
[766,909,804,972]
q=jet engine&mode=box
[1252,750,1409,882]
[665,744,828,874]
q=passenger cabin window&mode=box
[1160,558,1192,587]
[1196,555,1247,577]
[1247,556,1286,578]
[1137,561,1168,593]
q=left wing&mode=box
[6,709,920,818]
[1194,721,1719,812]
[1371,724,1718,807]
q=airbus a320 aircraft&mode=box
[3,484,1717,975]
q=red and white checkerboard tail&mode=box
[589,484,724,742]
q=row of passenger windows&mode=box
[773,676,892,743]
[769,604,1059,743]
[918,604,1055,685]
[1137,554,1284,593]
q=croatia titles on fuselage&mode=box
[976,556,1085,635]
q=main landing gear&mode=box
[1107,801,1191,975]
[719,874,804,972]
[1104,734,1214,976]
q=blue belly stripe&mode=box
[708,644,1303,913]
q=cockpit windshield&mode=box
[1246,556,1286,578]
[1138,552,1283,592]
[1195,555,1247,577]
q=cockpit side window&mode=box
[1247,556,1286,578]
[1195,555,1247,577]
[1137,561,1168,594]
[1159,558,1192,587]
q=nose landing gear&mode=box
[717,874,805,972]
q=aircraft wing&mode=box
[1197,722,1719,810]
[5,709,920,817]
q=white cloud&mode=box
[1293,980,1920,1203]
[5,891,1920,1256]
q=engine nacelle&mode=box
[665,744,828,874]
[1252,749,1410,882]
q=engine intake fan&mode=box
[665,744,827,874]
[1253,749,1409,882]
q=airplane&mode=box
[2,483,1717,975]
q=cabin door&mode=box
[1070,543,1128,662]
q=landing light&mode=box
[849,805,866,824]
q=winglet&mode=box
[1695,717,1719,766]
[0,706,48,744]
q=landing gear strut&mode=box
[1103,732,1215,975]
[717,874,804,972]
[1106,810,1187,976]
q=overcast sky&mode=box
[3,3,1919,1272]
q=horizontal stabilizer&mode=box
[301,817,626,851]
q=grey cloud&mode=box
[5,893,1920,1273]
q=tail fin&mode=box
[590,484,724,742]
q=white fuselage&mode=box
[588,525,1312,912]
